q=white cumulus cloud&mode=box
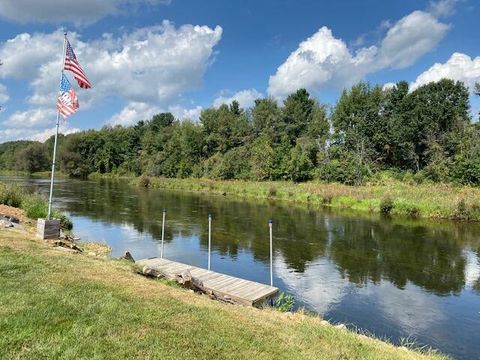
[0,21,222,141]
[376,11,449,69]
[109,102,203,126]
[410,52,480,91]
[0,22,222,108]
[428,0,459,18]
[29,125,81,142]
[268,10,449,99]
[109,102,161,126]
[5,108,56,128]
[382,82,396,91]
[168,105,203,122]
[0,0,171,24]
[0,123,80,143]
[213,89,263,109]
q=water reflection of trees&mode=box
[56,179,480,296]
[327,219,467,295]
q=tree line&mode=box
[1,78,480,185]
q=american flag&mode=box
[64,38,92,89]
[57,74,79,119]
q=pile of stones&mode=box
[0,214,20,228]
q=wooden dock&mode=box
[137,257,279,306]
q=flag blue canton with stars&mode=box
[66,40,77,60]
[59,73,73,93]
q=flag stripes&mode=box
[64,38,92,89]
[57,74,79,119]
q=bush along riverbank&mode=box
[131,174,480,221]
[0,225,445,359]
[0,182,72,229]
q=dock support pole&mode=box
[269,219,273,287]
[208,213,212,270]
[161,209,166,258]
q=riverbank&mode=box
[5,171,480,222]
[5,171,479,221]
[0,182,72,229]
[0,170,68,178]
[128,175,480,221]
[0,223,444,359]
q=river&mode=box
[2,176,480,359]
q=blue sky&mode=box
[0,0,478,142]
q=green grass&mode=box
[0,182,72,229]
[0,229,445,359]
[127,176,480,221]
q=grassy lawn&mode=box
[133,176,480,221]
[0,227,446,360]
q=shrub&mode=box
[21,194,48,219]
[20,194,73,230]
[405,206,420,218]
[367,170,403,185]
[139,175,151,188]
[412,171,426,184]
[380,196,394,215]
[267,186,277,197]
[0,184,23,208]
[288,142,315,182]
[273,292,295,312]
[191,164,203,178]
[250,136,275,181]
[321,195,333,205]
[317,151,372,186]
[220,146,251,180]
[454,198,471,220]
[402,171,415,185]
[450,155,480,185]
[55,212,73,230]
[0,182,73,230]
[200,153,224,180]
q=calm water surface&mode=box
[2,176,480,359]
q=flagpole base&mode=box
[36,218,61,240]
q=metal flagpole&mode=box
[269,219,273,287]
[208,214,212,270]
[47,32,68,220]
[161,209,166,258]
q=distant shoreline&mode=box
[100,173,480,222]
[3,170,480,222]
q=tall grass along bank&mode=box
[132,175,480,221]
[0,182,72,229]
[0,228,445,359]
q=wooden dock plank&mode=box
[196,272,224,283]
[241,286,278,302]
[137,257,278,306]
[233,284,273,299]
[189,268,210,276]
[208,276,239,289]
[220,279,255,293]
[218,279,250,292]
[235,283,272,297]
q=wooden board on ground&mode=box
[137,257,279,307]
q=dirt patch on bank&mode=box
[0,205,28,223]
